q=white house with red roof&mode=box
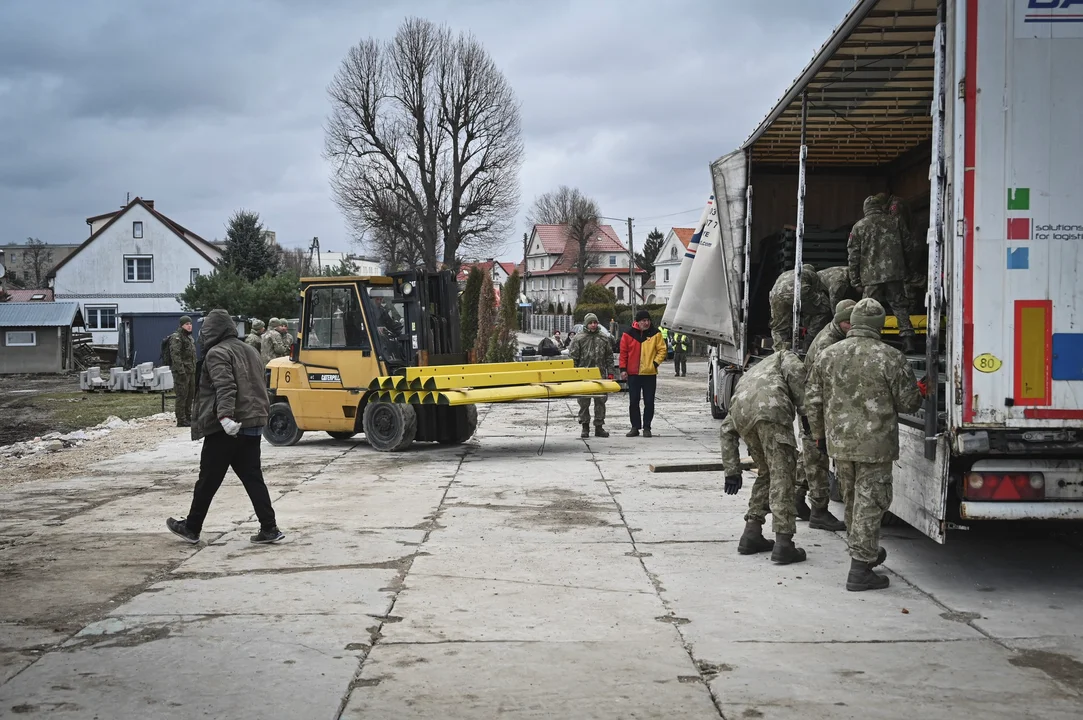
[47,197,222,344]
[522,224,645,307]
[651,227,695,303]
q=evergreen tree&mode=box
[221,210,279,281]
[634,227,665,278]
[473,273,497,361]
[486,270,521,362]
[460,266,484,351]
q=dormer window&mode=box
[670,246,677,259]
[133,221,143,238]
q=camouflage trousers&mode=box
[577,395,607,427]
[769,290,830,353]
[795,431,831,510]
[741,421,798,535]
[835,460,893,563]
[173,371,195,424]
[864,282,914,337]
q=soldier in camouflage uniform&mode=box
[719,350,809,564]
[888,194,926,317]
[806,299,924,591]
[817,266,857,311]
[848,194,917,354]
[169,315,197,427]
[569,313,614,438]
[261,318,291,364]
[245,319,265,351]
[794,299,856,531]
[768,264,832,353]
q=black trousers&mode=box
[673,351,687,376]
[627,374,657,431]
[186,431,277,534]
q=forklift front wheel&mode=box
[265,403,304,446]
[363,402,417,452]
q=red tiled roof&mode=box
[673,227,695,248]
[531,224,627,256]
[2,288,54,302]
[499,262,517,277]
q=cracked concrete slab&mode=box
[343,640,721,719]
[0,615,368,719]
[270,483,445,528]
[428,505,629,545]
[708,638,1082,720]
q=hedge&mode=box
[573,303,616,324]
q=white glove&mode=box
[220,417,241,436]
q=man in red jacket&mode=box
[619,310,668,437]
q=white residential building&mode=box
[316,252,384,276]
[522,224,646,308]
[49,198,221,344]
[650,227,695,304]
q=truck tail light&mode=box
[963,472,1045,500]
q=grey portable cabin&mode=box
[0,302,84,374]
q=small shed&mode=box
[0,302,84,374]
[116,312,205,369]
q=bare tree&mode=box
[528,186,601,300]
[24,238,53,288]
[326,17,524,271]
[367,226,425,272]
[277,246,314,276]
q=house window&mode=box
[609,255,617,266]
[85,305,118,330]
[616,286,624,301]
[664,268,670,282]
[5,331,36,347]
[671,246,678,259]
[133,221,143,239]
[190,268,200,284]
[124,255,153,282]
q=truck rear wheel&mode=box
[265,402,304,446]
[363,402,417,452]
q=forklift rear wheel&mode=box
[363,402,417,452]
[327,431,357,440]
[265,403,304,446]
[439,405,478,445]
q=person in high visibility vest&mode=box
[672,332,688,377]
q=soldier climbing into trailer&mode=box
[847,194,917,354]
[768,264,832,352]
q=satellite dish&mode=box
[0,262,6,279]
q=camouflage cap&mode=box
[251,319,266,331]
[268,317,280,328]
[850,298,886,331]
[833,299,857,325]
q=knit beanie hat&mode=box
[251,319,265,331]
[635,309,651,322]
[850,298,886,331]
[269,317,280,328]
[583,312,599,326]
[833,299,857,325]
[179,315,192,326]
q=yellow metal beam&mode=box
[404,359,572,378]
[882,315,931,335]
[411,367,600,390]
[425,380,622,406]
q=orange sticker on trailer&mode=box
[1014,300,1052,406]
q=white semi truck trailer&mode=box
[663,0,1083,543]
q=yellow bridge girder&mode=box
[370,380,621,406]
[372,366,603,391]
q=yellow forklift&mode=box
[263,270,620,451]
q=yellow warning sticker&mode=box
[974,353,1003,374]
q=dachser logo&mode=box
[1026,0,1083,22]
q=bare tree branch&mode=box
[326,18,522,271]
[528,187,601,300]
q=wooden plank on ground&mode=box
[649,458,754,473]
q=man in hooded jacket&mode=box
[619,309,668,437]
[167,309,285,545]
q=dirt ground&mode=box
[0,374,165,446]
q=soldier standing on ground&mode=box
[848,194,917,354]
[806,299,925,591]
[768,264,832,352]
[671,331,688,377]
[261,318,291,364]
[169,316,197,428]
[569,312,613,439]
[245,319,265,351]
[719,349,810,564]
[794,299,856,531]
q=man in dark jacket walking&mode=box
[167,309,285,545]
[169,316,197,427]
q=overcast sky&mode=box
[0,0,853,261]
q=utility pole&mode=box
[627,217,636,313]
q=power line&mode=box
[636,206,703,221]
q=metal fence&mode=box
[529,313,575,335]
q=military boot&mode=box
[581,423,590,439]
[846,558,890,591]
[902,335,917,355]
[737,521,775,555]
[771,533,807,564]
[594,425,609,438]
[795,491,812,521]
[871,546,887,568]
[809,506,846,532]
